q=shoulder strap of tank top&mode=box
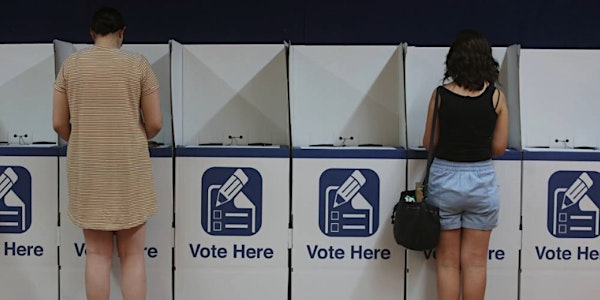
[493,87,500,110]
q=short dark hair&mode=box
[444,30,499,91]
[90,7,126,35]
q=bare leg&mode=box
[436,229,461,300]
[116,223,147,300]
[83,229,114,300]
[461,228,492,300]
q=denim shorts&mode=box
[426,158,499,230]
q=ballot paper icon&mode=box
[319,169,379,237]
[201,167,262,236]
[0,166,32,233]
[548,171,600,238]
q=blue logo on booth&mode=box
[319,168,379,237]
[548,171,600,238]
[0,166,32,233]
[201,167,262,236]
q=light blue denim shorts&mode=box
[426,158,499,230]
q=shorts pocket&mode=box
[478,170,500,213]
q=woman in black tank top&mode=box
[422,30,509,300]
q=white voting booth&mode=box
[404,45,522,300]
[289,45,406,300]
[54,40,173,300]
[520,49,600,299]
[0,44,59,299]
[173,42,290,299]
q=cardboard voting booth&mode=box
[404,45,521,300]
[173,42,290,299]
[54,41,173,300]
[520,49,600,299]
[0,44,59,299]
[289,45,406,300]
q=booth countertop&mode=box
[176,145,290,158]
[293,147,521,160]
[58,145,174,158]
[0,145,59,156]
[522,148,600,161]
[292,146,406,159]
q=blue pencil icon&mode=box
[325,170,374,235]
[206,168,258,235]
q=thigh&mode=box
[461,228,492,263]
[115,223,146,257]
[436,229,462,266]
[83,229,114,256]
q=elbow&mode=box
[52,118,61,133]
[423,138,436,151]
[53,121,70,142]
[53,120,68,134]
[491,143,507,157]
[422,135,431,150]
[52,123,61,134]
[145,119,163,139]
[492,148,506,157]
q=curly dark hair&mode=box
[444,30,499,91]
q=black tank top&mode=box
[434,85,498,162]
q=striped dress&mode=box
[54,45,159,230]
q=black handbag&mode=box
[391,87,441,251]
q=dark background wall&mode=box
[3,0,600,48]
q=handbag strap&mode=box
[423,86,441,185]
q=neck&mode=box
[448,81,489,97]
[94,35,121,49]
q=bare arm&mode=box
[422,89,439,150]
[52,90,71,141]
[491,89,509,156]
[141,90,162,139]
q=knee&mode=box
[436,249,461,269]
[117,242,145,259]
[460,249,488,269]
[86,243,113,260]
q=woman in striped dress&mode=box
[52,7,162,300]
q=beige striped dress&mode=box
[55,45,159,231]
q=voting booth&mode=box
[289,45,406,300]
[54,41,174,300]
[172,42,290,299]
[404,45,522,300]
[520,49,600,299]
[0,44,59,299]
